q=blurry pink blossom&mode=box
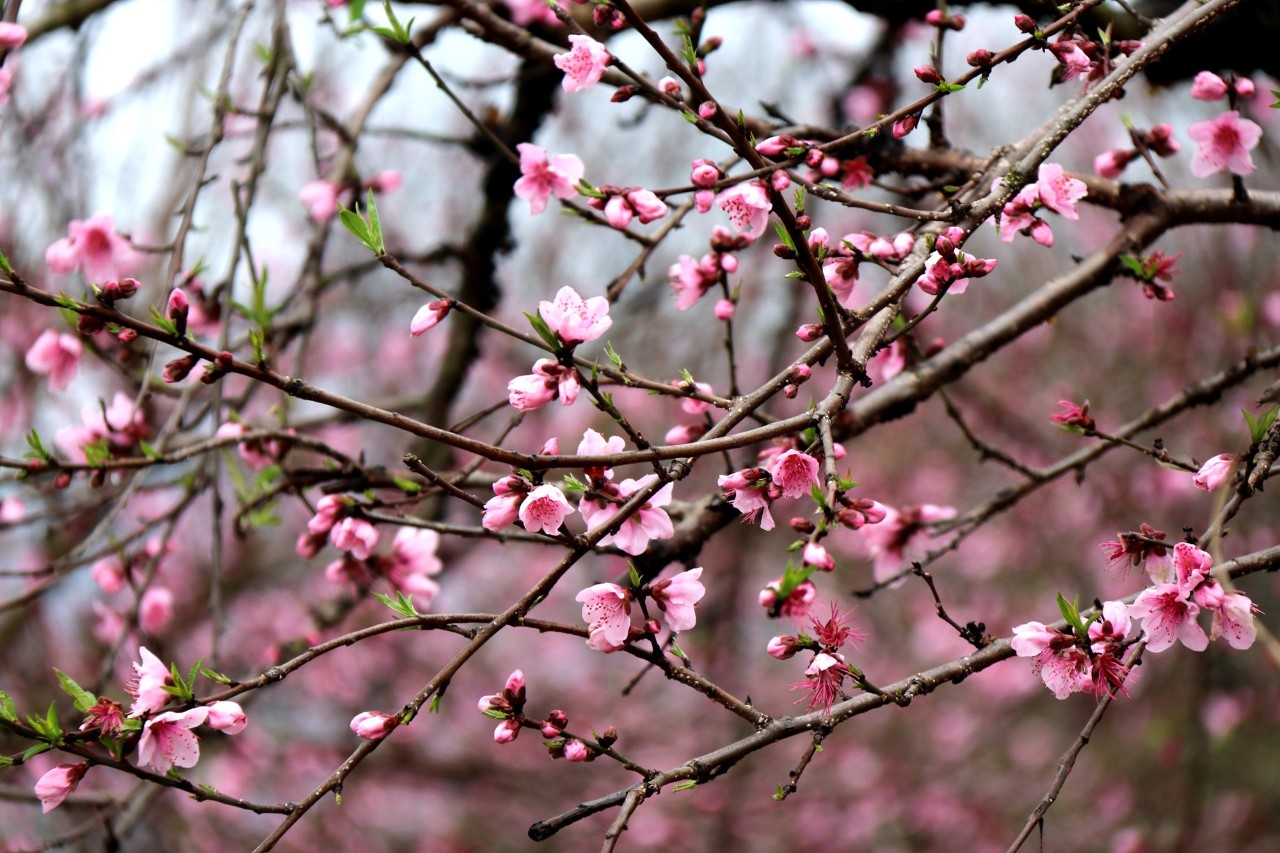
[514,143,584,215]
[1187,111,1262,178]
[554,35,610,92]
[1193,454,1235,490]
[330,517,379,560]
[298,180,342,223]
[1190,71,1228,101]
[802,542,835,571]
[34,763,88,813]
[25,330,82,392]
[714,298,735,320]
[539,286,611,344]
[137,707,209,773]
[139,587,174,635]
[366,170,402,194]
[0,22,27,48]
[563,738,590,761]
[45,214,139,284]
[127,646,174,717]
[503,0,560,26]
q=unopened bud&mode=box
[913,66,943,85]
[789,517,815,534]
[966,49,995,68]
[77,315,106,335]
[1013,14,1037,34]
[795,323,823,342]
[163,354,198,384]
[610,86,639,103]
[643,617,661,636]
[697,101,717,119]
[117,328,138,343]
[55,471,73,490]
[795,214,811,230]
[783,384,798,398]
[773,244,795,259]
[599,726,618,748]
[791,364,811,383]
[592,4,624,30]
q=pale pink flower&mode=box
[127,646,174,717]
[579,476,674,555]
[767,635,801,659]
[330,516,379,560]
[502,0,560,26]
[137,707,209,773]
[307,494,346,535]
[25,330,82,392]
[350,710,397,741]
[1190,71,1228,101]
[716,182,772,240]
[577,428,625,481]
[1129,584,1208,653]
[139,587,173,635]
[604,188,668,228]
[514,143,584,215]
[668,254,719,310]
[576,582,633,651]
[386,527,442,577]
[410,300,451,336]
[493,718,521,743]
[1035,163,1087,220]
[1187,111,1263,178]
[45,214,139,284]
[482,476,527,531]
[507,358,579,410]
[34,763,89,813]
[0,22,27,48]
[1193,453,1235,491]
[1210,591,1258,649]
[766,449,819,499]
[649,567,705,632]
[539,286,612,344]
[204,700,247,734]
[298,180,342,223]
[0,496,25,524]
[1087,600,1132,650]
[554,35,610,92]
[802,542,835,571]
[718,467,776,530]
[1033,644,1091,699]
[518,483,573,535]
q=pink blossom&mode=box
[350,710,398,741]
[482,476,528,531]
[766,449,819,499]
[330,517,379,560]
[718,467,776,530]
[45,214,139,284]
[563,738,590,761]
[410,300,451,336]
[1210,591,1258,649]
[759,576,817,621]
[204,700,247,734]
[690,159,720,187]
[0,496,25,524]
[1190,71,1228,101]
[802,542,835,571]
[507,358,579,410]
[1187,111,1263,178]
[716,182,772,240]
[1094,149,1135,179]
[514,143,584,215]
[1035,163,1087,220]
[714,298,735,320]
[519,483,573,535]
[1172,542,1213,589]
[137,707,209,773]
[127,646,174,717]
[502,0,560,26]
[767,635,801,659]
[25,330,82,392]
[34,763,89,813]
[579,476,674,555]
[298,180,342,223]
[577,428,625,481]
[861,503,957,584]
[604,188,667,228]
[649,567,705,632]
[307,494,347,535]
[1032,644,1091,699]
[1193,453,1235,491]
[366,170,402,194]
[493,718,521,743]
[386,527,443,577]
[1129,584,1208,653]
[539,286,612,345]
[667,254,722,310]
[1087,600,1132,650]
[554,35,610,92]
[1010,621,1067,657]
[0,22,27,48]
[576,582,633,651]
[792,651,851,712]
[139,587,173,635]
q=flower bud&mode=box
[770,171,791,192]
[913,66,943,85]
[714,299,735,320]
[690,159,720,188]
[795,323,823,342]
[767,635,800,660]
[697,101,718,119]
[166,288,190,336]
[789,517,815,533]
[77,314,106,335]
[658,76,682,97]
[350,710,397,741]
[55,471,73,490]
[610,86,639,103]
[773,243,795,260]
[117,328,138,343]
[795,214,811,230]
[1013,14,1037,34]
[163,354,198,384]
[966,49,994,68]
[563,739,590,762]
[892,113,919,139]
[599,726,618,748]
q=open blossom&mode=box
[507,358,579,410]
[1193,454,1235,491]
[137,707,209,773]
[580,476,674,555]
[765,449,819,499]
[34,763,89,813]
[482,475,529,530]
[518,484,573,535]
[514,143,584,215]
[1034,163,1087,220]
[649,567,705,632]
[792,651,851,712]
[576,582,633,652]
[128,646,174,717]
[1187,111,1262,178]
[554,35,610,92]
[45,214,139,284]
[718,467,776,530]
[380,527,443,603]
[25,330,83,392]
[330,516,379,560]
[1211,591,1258,649]
[350,710,398,741]
[716,182,771,240]
[539,286,611,345]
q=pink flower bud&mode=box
[34,763,89,813]
[100,277,140,302]
[913,66,943,85]
[1190,71,1228,101]
[755,135,797,156]
[783,384,798,398]
[163,354,198,384]
[493,718,521,744]
[1193,454,1235,491]
[1234,77,1255,98]
[714,298,735,320]
[205,700,248,734]
[350,710,397,741]
[690,159,720,187]
[697,101,717,119]
[366,170,402,194]
[767,635,800,660]
[1013,14,1037,34]
[791,364,811,382]
[803,542,836,571]
[966,49,995,68]
[611,86,639,103]
[796,323,823,342]
[770,171,791,192]
[659,76,682,97]
[410,299,451,336]
[1093,149,1135,179]
[139,587,173,635]
[563,739,590,761]
[166,288,190,336]
[0,22,28,49]
[892,113,919,139]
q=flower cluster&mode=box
[860,503,956,584]
[576,568,705,653]
[45,214,140,284]
[585,185,668,229]
[915,227,998,296]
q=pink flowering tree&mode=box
[2,0,1280,850]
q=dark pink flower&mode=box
[1187,111,1263,178]
[1129,584,1208,653]
[791,651,851,712]
[330,517,379,560]
[0,22,28,48]
[482,475,528,531]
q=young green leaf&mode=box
[55,670,97,713]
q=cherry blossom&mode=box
[1210,591,1259,650]
[1035,163,1087,220]
[580,476,674,555]
[602,188,667,228]
[553,35,610,93]
[649,567,705,632]
[205,700,248,734]
[1193,454,1235,491]
[1129,583,1208,653]
[1190,71,1228,101]
[127,646,174,717]
[1187,111,1262,178]
[380,527,444,603]
[34,763,89,813]
[765,449,819,499]
[514,143,584,215]
[759,576,817,621]
[45,214,139,284]
[718,467,777,530]
[330,516,379,560]
[792,651,851,712]
[507,358,579,410]
[137,707,209,773]
[25,330,82,392]
[716,182,771,240]
[861,503,957,584]
[539,286,612,345]
[576,582,633,652]
[482,475,529,531]
[518,483,573,535]
[350,710,398,741]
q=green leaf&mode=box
[575,179,606,199]
[24,429,51,462]
[673,780,698,792]
[200,667,232,685]
[561,473,587,493]
[1117,255,1147,279]
[0,691,15,721]
[1245,405,1278,444]
[429,694,442,714]
[55,670,97,713]
[372,590,421,618]
[0,755,12,767]
[775,560,814,599]
[678,368,696,385]
[934,81,966,94]
[0,248,12,276]
[604,341,623,368]
[186,658,205,694]
[1055,593,1086,636]
[22,742,54,761]
[249,328,266,363]
[148,304,180,336]
[392,476,422,494]
[627,563,641,588]
[810,483,828,510]
[349,0,368,21]
[338,207,371,244]
[772,221,796,252]
[524,310,561,350]
[364,189,384,254]
[1271,89,1280,109]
